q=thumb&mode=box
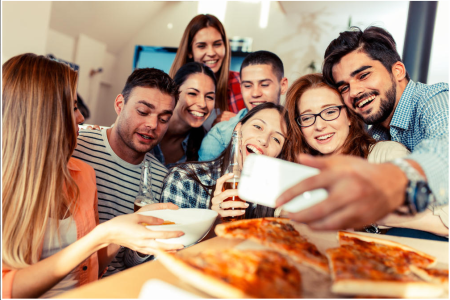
[296,154,329,170]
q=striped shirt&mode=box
[369,80,449,205]
[72,129,168,276]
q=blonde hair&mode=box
[169,14,231,112]
[2,53,79,269]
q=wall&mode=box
[2,1,52,62]
[46,29,76,62]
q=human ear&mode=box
[280,77,289,95]
[114,94,125,116]
[391,62,407,81]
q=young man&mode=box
[198,50,288,161]
[73,68,181,276]
[277,26,448,233]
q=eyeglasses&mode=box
[296,105,345,127]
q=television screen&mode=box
[133,45,249,74]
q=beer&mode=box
[221,178,245,222]
[133,160,156,212]
[221,129,246,222]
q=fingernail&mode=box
[244,203,249,207]
[229,173,234,176]
[241,210,246,213]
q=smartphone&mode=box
[238,154,328,213]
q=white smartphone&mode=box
[238,154,328,213]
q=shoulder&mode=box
[368,141,410,164]
[413,82,449,109]
[228,70,240,80]
[68,157,96,176]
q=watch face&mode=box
[415,181,431,212]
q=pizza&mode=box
[156,249,302,298]
[215,217,329,274]
[326,231,444,298]
[410,265,449,288]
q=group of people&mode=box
[2,13,448,299]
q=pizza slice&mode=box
[337,231,437,273]
[409,265,449,289]
[215,218,329,275]
[326,245,444,298]
[156,249,302,298]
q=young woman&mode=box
[283,73,448,238]
[2,53,184,299]
[160,102,289,219]
[152,62,216,168]
[169,14,244,128]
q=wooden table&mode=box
[57,224,449,299]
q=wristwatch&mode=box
[389,158,434,215]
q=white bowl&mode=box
[137,208,218,246]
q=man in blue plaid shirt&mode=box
[276,26,448,233]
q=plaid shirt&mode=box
[227,71,245,113]
[160,159,222,208]
[369,80,449,205]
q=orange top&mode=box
[2,158,100,298]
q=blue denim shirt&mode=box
[369,80,449,205]
[198,108,248,161]
[151,134,190,169]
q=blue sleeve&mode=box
[198,128,226,161]
[408,90,448,205]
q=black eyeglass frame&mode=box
[296,105,345,127]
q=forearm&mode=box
[11,225,107,298]
[378,209,449,237]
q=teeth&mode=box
[190,111,205,117]
[204,60,218,65]
[247,145,263,154]
[316,133,334,140]
[252,102,265,106]
[139,134,151,140]
[357,95,376,108]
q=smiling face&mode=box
[189,26,225,74]
[240,108,287,163]
[299,87,351,155]
[332,51,398,126]
[114,86,175,155]
[174,72,216,128]
[240,64,288,110]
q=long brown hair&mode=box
[2,53,79,268]
[283,73,377,162]
[169,14,231,112]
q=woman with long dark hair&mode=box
[169,14,244,128]
[152,62,216,167]
[160,102,289,219]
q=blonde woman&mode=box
[2,53,184,298]
[169,14,244,128]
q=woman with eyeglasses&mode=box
[282,73,448,239]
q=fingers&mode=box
[137,202,179,212]
[86,125,101,130]
[296,154,329,170]
[143,229,185,240]
[217,208,246,218]
[214,173,234,196]
[93,125,101,130]
[220,200,249,210]
[136,214,164,225]
[212,188,238,205]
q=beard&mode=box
[358,79,397,125]
[116,118,159,155]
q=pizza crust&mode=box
[338,231,437,266]
[409,265,449,287]
[155,250,250,298]
[332,279,444,298]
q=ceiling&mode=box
[49,1,173,54]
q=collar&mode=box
[67,157,81,172]
[389,80,416,130]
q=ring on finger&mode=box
[219,202,223,210]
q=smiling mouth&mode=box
[246,145,263,155]
[315,133,334,141]
[204,60,218,66]
[355,94,376,108]
[250,101,266,107]
[189,110,206,117]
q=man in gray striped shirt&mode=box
[73,68,181,276]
